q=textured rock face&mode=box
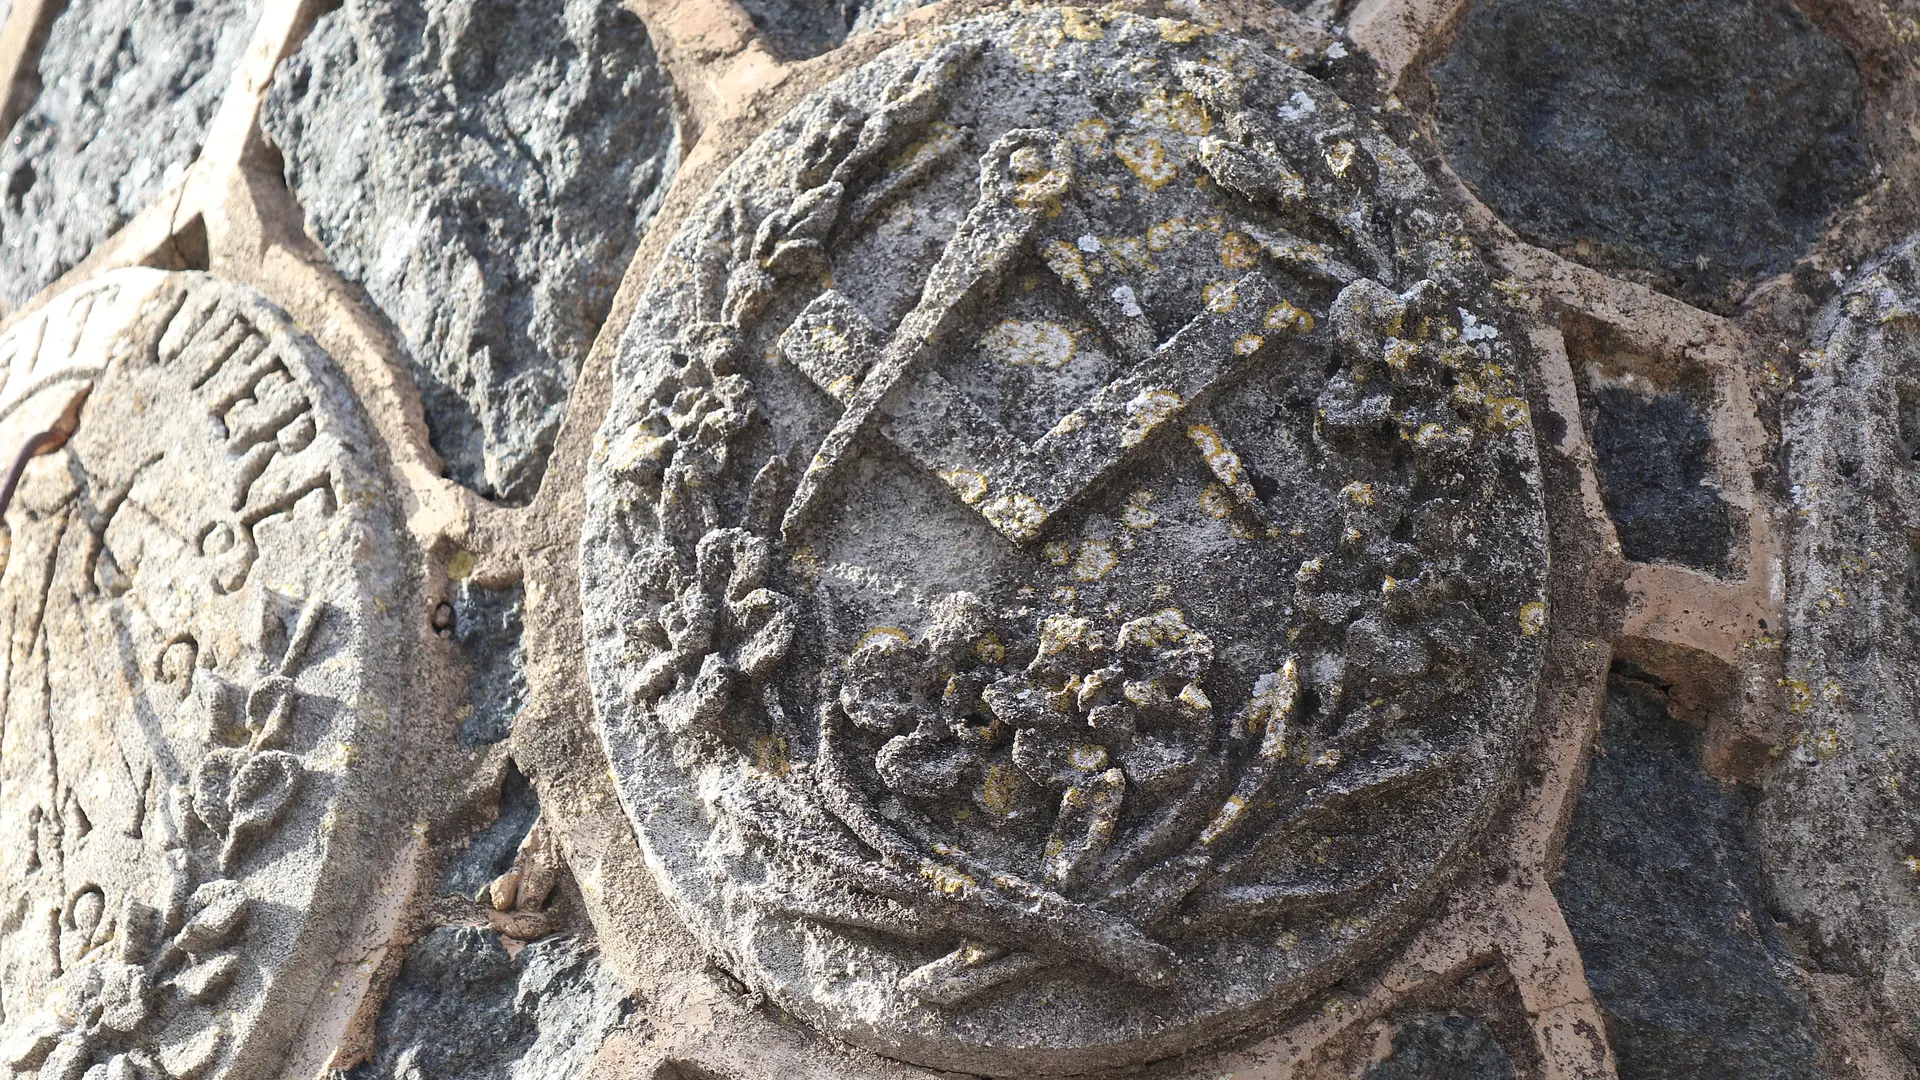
[1769,235,1920,1054]
[0,271,410,1080]
[737,0,933,59]
[261,0,679,505]
[0,0,257,310]
[1363,1014,1518,1080]
[579,10,1548,1073]
[349,928,635,1080]
[1432,0,1870,310]
[1585,384,1733,573]
[452,580,527,747]
[1558,674,1825,1079]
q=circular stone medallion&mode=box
[0,270,408,1080]
[581,11,1549,1073]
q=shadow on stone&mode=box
[441,763,540,900]
[348,926,637,1080]
[1554,670,1825,1080]
[1432,0,1870,311]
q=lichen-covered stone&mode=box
[0,271,412,1080]
[0,0,257,310]
[350,929,636,1080]
[579,10,1549,1074]
[1556,673,1825,1079]
[1769,236,1920,1055]
[1432,0,1870,311]
[1363,1014,1517,1080]
[262,0,679,505]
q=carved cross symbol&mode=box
[780,132,1291,546]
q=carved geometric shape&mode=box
[580,11,1551,1074]
[0,270,411,1080]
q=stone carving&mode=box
[1769,236,1920,1053]
[579,10,1548,1073]
[0,271,407,1080]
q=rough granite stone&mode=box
[351,929,636,1080]
[1768,234,1920,1055]
[579,10,1550,1074]
[0,271,411,1080]
[1556,673,1825,1079]
[441,766,541,899]
[0,0,258,310]
[1586,385,1734,572]
[1363,1014,1518,1080]
[453,581,527,747]
[738,0,934,60]
[1432,0,1870,311]
[261,0,680,505]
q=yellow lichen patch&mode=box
[1118,608,1192,649]
[1249,660,1300,750]
[975,631,1006,664]
[1235,333,1265,356]
[1134,89,1212,137]
[1814,729,1843,760]
[1178,682,1212,711]
[1780,677,1813,714]
[1072,540,1118,582]
[1102,235,1156,273]
[1295,556,1323,583]
[1486,397,1530,431]
[1199,482,1236,519]
[1200,796,1246,845]
[1039,614,1093,656]
[1114,135,1177,190]
[1187,425,1244,487]
[1383,338,1419,371]
[1203,280,1239,313]
[923,864,977,896]
[1157,16,1208,42]
[447,548,476,581]
[1044,539,1074,566]
[1010,20,1066,72]
[1325,141,1358,176]
[1148,216,1215,251]
[941,468,989,505]
[1219,231,1261,270]
[979,763,1022,816]
[610,425,670,474]
[1069,743,1111,770]
[983,494,1046,541]
[1062,7,1105,40]
[1045,240,1094,291]
[1340,480,1376,506]
[751,735,790,776]
[1276,930,1300,950]
[1265,300,1315,334]
[1123,489,1159,529]
[1121,387,1184,446]
[1070,116,1111,152]
[1519,601,1547,637]
[1413,423,1450,449]
[855,627,911,655]
[1048,411,1088,437]
[984,319,1077,370]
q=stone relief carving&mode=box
[579,10,1549,1073]
[0,271,407,1080]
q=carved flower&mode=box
[632,527,795,738]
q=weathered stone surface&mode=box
[452,580,527,747]
[261,0,680,505]
[1769,235,1920,1055]
[0,271,410,1080]
[1557,673,1825,1079]
[1363,1014,1517,1080]
[441,766,540,900]
[738,0,933,60]
[1585,383,1734,572]
[579,10,1548,1073]
[349,928,636,1080]
[0,0,257,310]
[1432,0,1870,311]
